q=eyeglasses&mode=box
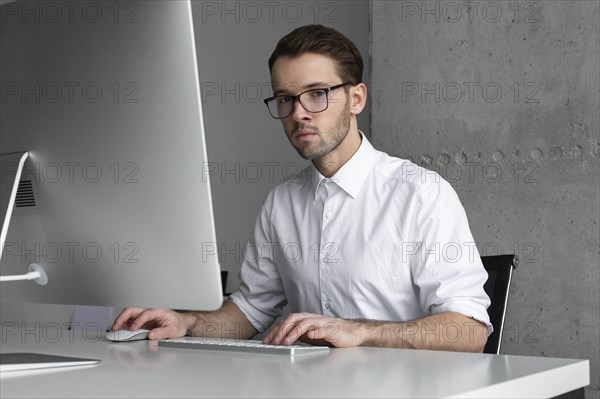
[264,82,352,119]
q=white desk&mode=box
[0,328,589,398]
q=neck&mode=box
[313,127,362,178]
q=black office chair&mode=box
[481,254,518,354]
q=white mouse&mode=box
[106,329,150,342]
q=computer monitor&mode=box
[0,0,223,311]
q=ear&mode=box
[349,83,367,115]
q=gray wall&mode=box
[370,1,599,397]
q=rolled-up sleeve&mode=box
[410,178,492,334]
[229,194,287,333]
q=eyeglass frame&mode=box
[263,82,353,119]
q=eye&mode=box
[309,89,327,99]
[276,96,292,104]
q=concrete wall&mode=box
[370,1,599,397]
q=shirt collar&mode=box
[311,131,377,200]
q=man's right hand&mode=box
[111,308,190,340]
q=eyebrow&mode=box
[273,81,334,96]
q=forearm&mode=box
[178,300,258,340]
[359,312,488,352]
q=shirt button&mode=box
[325,212,333,219]
[324,303,331,310]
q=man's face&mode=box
[270,53,351,160]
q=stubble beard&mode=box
[289,104,352,161]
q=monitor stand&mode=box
[1,152,100,372]
[1,152,29,259]
[0,152,47,284]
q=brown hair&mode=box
[268,24,363,85]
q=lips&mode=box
[294,132,317,143]
[294,127,318,140]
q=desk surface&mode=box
[0,328,589,398]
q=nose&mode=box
[290,98,311,122]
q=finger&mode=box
[263,313,319,345]
[274,315,318,345]
[128,308,167,331]
[280,316,343,346]
[112,308,144,330]
[279,318,321,345]
[262,322,285,345]
[269,320,296,345]
[262,328,273,345]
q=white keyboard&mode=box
[158,337,330,357]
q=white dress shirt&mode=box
[230,132,491,334]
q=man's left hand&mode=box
[262,313,364,347]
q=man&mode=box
[113,25,491,352]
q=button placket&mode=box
[319,180,336,316]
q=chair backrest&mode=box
[481,254,518,354]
